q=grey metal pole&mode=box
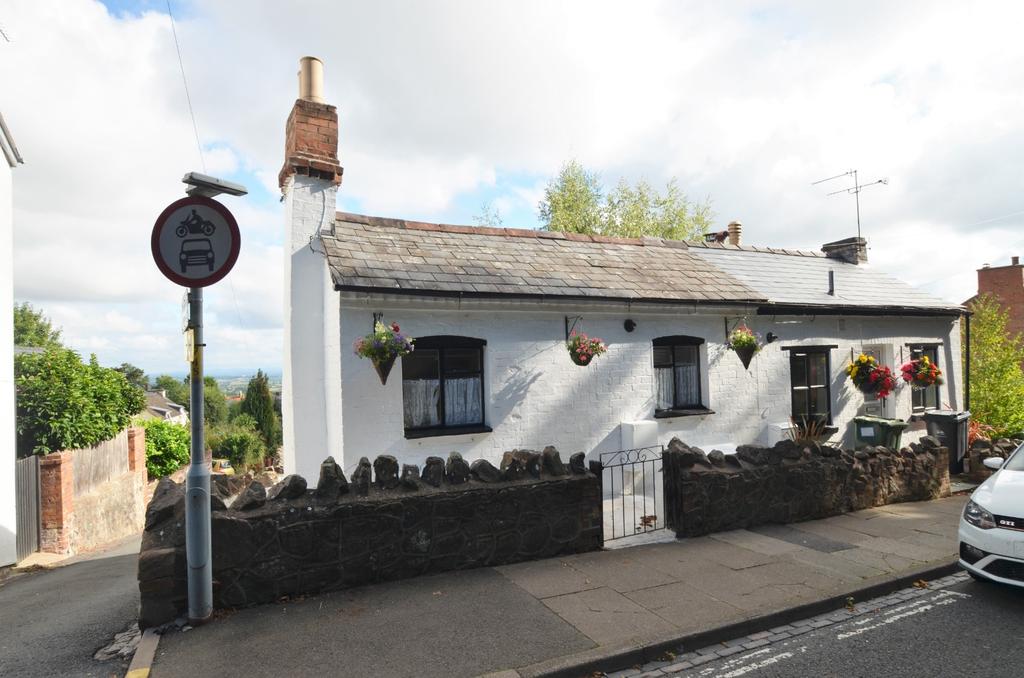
[185,286,212,623]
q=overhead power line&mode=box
[166,0,206,173]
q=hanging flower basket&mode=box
[354,320,414,385]
[846,354,897,399]
[566,331,607,367]
[900,356,944,390]
[728,324,761,370]
[372,354,397,385]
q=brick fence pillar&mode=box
[127,427,147,475]
[127,427,148,531]
[39,452,74,554]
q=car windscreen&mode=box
[1003,442,1024,471]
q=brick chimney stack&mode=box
[821,237,868,265]
[278,56,343,190]
[976,255,1024,340]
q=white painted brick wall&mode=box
[282,175,343,481]
[306,301,962,476]
[1,147,15,566]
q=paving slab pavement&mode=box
[149,495,968,678]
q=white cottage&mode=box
[279,59,963,482]
[1,111,23,566]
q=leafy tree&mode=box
[241,370,280,450]
[201,376,229,426]
[14,347,145,455]
[114,362,149,391]
[13,302,62,348]
[604,178,713,240]
[208,424,265,471]
[538,160,603,234]
[141,419,190,478]
[537,160,713,240]
[965,294,1024,437]
[472,201,504,228]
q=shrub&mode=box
[14,347,145,456]
[209,425,265,471]
[142,420,191,478]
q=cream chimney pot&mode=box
[727,221,742,246]
[298,56,324,103]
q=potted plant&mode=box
[353,321,414,385]
[900,355,944,390]
[728,324,761,369]
[846,354,897,399]
[566,330,608,366]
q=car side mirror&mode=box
[983,457,1005,471]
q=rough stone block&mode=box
[373,455,400,489]
[470,459,502,483]
[421,457,445,487]
[315,456,348,501]
[351,457,372,496]
[446,452,470,484]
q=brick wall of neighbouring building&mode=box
[38,427,147,555]
[976,256,1024,341]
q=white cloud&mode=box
[4,0,1024,373]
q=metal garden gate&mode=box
[599,445,666,542]
[15,455,40,562]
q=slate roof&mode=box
[322,213,765,304]
[322,212,962,314]
[691,247,962,313]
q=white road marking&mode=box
[835,591,966,640]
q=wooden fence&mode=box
[69,429,129,497]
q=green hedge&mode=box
[14,347,145,456]
[142,419,191,478]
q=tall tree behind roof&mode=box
[537,160,712,240]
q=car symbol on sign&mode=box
[179,238,215,273]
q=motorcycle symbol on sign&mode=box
[175,209,216,237]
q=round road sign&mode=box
[151,196,241,287]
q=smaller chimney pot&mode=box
[298,56,324,103]
[727,220,742,246]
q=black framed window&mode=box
[909,345,940,412]
[402,336,488,438]
[788,347,833,426]
[653,336,704,414]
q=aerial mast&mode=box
[812,169,888,239]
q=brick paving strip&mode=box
[495,495,967,678]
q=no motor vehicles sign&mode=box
[151,195,240,287]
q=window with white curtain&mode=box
[653,336,705,414]
[402,336,486,437]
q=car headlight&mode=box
[964,500,996,529]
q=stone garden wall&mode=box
[139,448,601,628]
[663,436,950,538]
[965,437,1021,483]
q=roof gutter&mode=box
[333,285,965,318]
[755,303,965,318]
[0,112,24,166]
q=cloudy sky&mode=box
[3,0,1023,376]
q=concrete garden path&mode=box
[150,495,967,678]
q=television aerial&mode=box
[812,169,888,239]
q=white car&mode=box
[959,441,1024,586]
